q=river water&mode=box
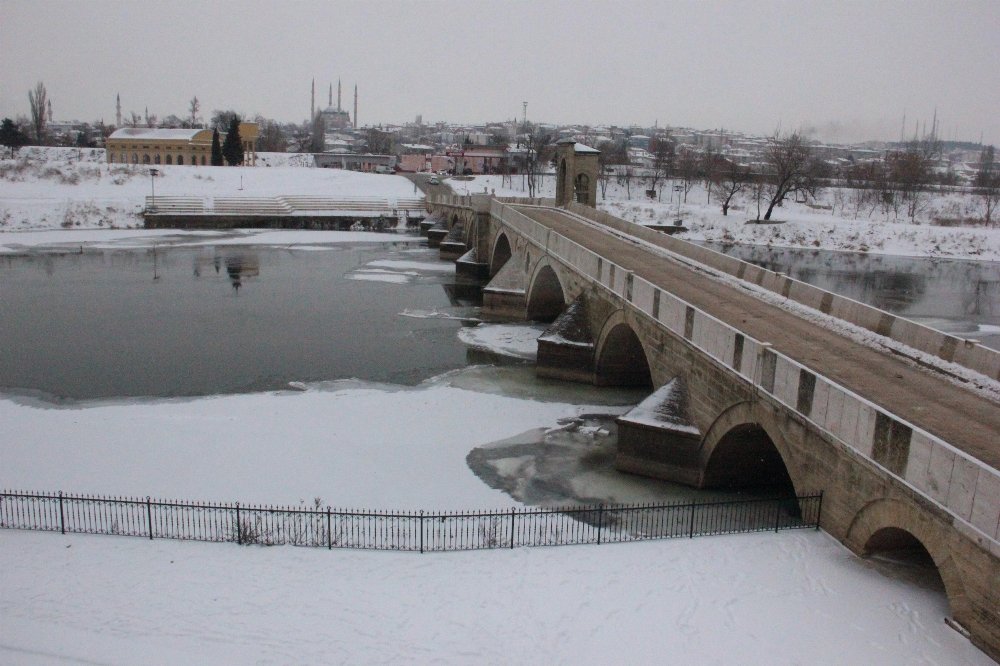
[0,239,477,400]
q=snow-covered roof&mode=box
[108,128,206,141]
[574,143,600,154]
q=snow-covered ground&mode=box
[0,147,420,232]
[448,174,1000,262]
[3,527,989,665]
[4,147,998,261]
[0,330,992,664]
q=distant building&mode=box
[106,123,258,166]
[446,147,508,174]
[314,152,396,173]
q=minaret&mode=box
[337,79,342,112]
[311,78,315,120]
[328,83,332,107]
[353,84,358,129]
[116,94,122,127]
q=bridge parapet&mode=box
[564,202,1000,382]
[490,200,1000,554]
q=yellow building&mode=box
[106,123,258,166]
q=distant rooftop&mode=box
[109,128,206,140]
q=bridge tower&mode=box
[555,138,600,207]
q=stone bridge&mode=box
[427,192,1000,660]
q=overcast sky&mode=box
[2,0,998,145]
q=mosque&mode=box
[312,79,357,130]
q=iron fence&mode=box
[0,490,822,552]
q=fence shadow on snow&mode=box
[0,490,822,553]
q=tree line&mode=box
[587,131,998,225]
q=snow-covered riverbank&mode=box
[450,173,1000,262]
[4,147,999,261]
[0,147,420,232]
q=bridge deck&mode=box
[514,206,1000,470]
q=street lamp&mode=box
[149,168,160,212]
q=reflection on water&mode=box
[0,243,474,399]
[703,243,1000,350]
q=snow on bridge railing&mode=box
[492,201,1000,550]
[0,490,821,552]
[564,202,1000,382]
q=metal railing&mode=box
[0,490,821,552]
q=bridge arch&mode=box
[490,232,512,277]
[594,311,652,387]
[846,498,968,621]
[526,261,567,322]
[699,401,799,494]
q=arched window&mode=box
[143,154,150,164]
[177,155,184,165]
[154,154,161,165]
[575,173,590,203]
[201,155,206,165]
[165,155,172,165]
[132,153,138,164]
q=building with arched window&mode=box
[106,124,258,166]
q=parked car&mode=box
[427,176,440,185]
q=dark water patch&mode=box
[0,243,473,400]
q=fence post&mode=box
[815,492,823,530]
[235,503,242,545]
[509,508,516,549]
[688,502,696,538]
[419,511,424,554]
[326,507,332,549]
[146,496,153,540]
[58,491,65,535]
[596,504,604,545]
[774,500,782,533]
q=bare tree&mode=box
[127,112,142,128]
[188,96,201,127]
[595,139,615,199]
[27,81,48,143]
[886,140,937,222]
[255,116,287,152]
[675,149,699,203]
[761,132,823,220]
[843,161,884,219]
[712,156,751,216]
[524,129,553,198]
[700,147,719,204]
[617,165,635,200]
[975,145,995,188]
[647,134,674,201]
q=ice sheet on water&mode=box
[457,322,547,360]
[346,270,411,284]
